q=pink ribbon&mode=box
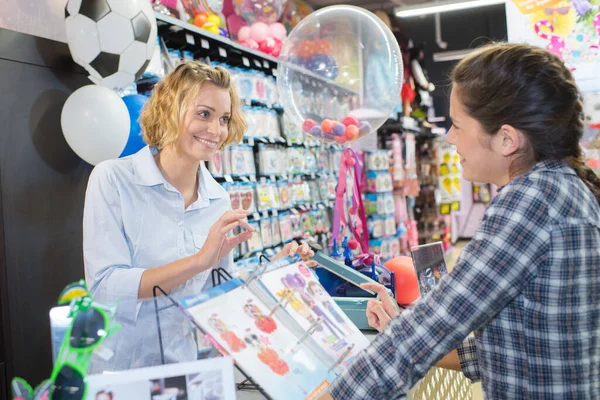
[352,252,381,268]
[331,148,369,254]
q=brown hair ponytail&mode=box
[450,42,600,204]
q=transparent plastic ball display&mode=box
[277,5,402,144]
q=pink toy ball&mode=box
[268,22,287,41]
[342,116,359,127]
[238,25,251,41]
[250,22,269,43]
[239,39,259,50]
[302,118,317,132]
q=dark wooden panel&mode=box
[0,28,87,76]
[0,50,93,385]
[0,362,6,400]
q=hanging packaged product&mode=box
[305,148,318,174]
[364,150,389,172]
[364,193,395,215]
[239,182,256,212]
[329,148,343,173]
[278,212,294,243]
[315,149,330,172]
[367,216,385,238]
[208,150,224,177]
[246,221,264,253]
[366,171,393,193]
[282,112,304,145]
[271,216,282,246]
[258,144,286,176]
[286,147,306,176]
[290,212,303,238]
[277,180,293,209]
[229,144,256,176]
[260,217,273,248]
[384,214,397,237]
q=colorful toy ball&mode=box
[342,116,359,127]
[303,118,317,133]
[383,256,420,305]
[332,123,346,136]
[344,125,359,140]
[320,119,334,133]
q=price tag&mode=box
[253,212,261,220]
[218,47,227,58]
[310,172,316,180]
[281,174,288,180]
[242,57,250,67]
[247,137,255,146]
[270,175,276,182]
[268,137,275,143]
[201,39,209,49]
[318,203,325,210]
[250,175,257,182]
[263,60,269,68]
[224,175,234,183]
[253,59,262,68]
[262,211,269,219]
[291,208,299,215]
[272,209,279,217]
[272,69,278,77]
[185,34,195,46]
[240,176,250,182]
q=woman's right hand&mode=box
[360,282,400,332]
[195,209,254,270]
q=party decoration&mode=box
[182,0,224,15]
[120,94,148,157]
[383,256,420,305]
[507,0,600,92]
[277,6,402,144]
[240,22,287,56]
[61,85,130,165]
[233,0,284,24]
[281,0,313,31]
[64,0,157,90]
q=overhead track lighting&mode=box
[395,0,506,18]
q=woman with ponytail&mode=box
[320,43,600,399]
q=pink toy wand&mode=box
[331,148,369,254]
[534,20,566,58]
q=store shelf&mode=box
[155,13,358,94]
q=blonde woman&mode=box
[83,61,314,366]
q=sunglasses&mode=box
[50,304,119,400]
[544,6,570,15]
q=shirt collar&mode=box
[133,146,225,200]
[132,146,165,187]
[530,159,577,176]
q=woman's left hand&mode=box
[273,241,317,267]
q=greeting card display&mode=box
[180,259,370,400]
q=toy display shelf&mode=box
[154,12,359,95]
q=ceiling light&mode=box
[395,0,505,18]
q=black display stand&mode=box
[151,273,272,399]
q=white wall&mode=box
[0,0,67,42]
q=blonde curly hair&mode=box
[140,61,247,150]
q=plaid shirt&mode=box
[330,160,600,399]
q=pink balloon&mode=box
[238,26,251,41]
[250,22,269,43]
[239,39,260,50]
[268,22,286,41]
[227,13,247,38]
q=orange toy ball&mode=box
[315,39,332,55]
[321,119,334,133]
[298,40,315,59]
[344,125,359,140]
[194,13,208,28]
[384,256,420,305]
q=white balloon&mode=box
[61,85,129,165]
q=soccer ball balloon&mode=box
[64,0,157,90]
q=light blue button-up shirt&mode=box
[83,146,233,369]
